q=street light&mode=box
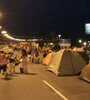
[1,30,7,34]
[78,39,82,43]
[58,35,61,40]
[83,42,87,46]
[78,39,83,47]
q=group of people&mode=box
[0,44,51,78]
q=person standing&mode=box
[0,51,8,78]
[21,49,28,74]
[7,58,15,74]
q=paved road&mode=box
[0,63,90,100]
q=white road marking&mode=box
[43,80,69,100]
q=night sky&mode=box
[0,0,90,37]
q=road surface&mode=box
[0,63,90,100]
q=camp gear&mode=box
[43,52,55,65]
[47,49,87,76]
[80,63,90,82]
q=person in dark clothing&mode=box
[43,50,48,58]
[22,49,27,57]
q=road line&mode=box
[43,80,69,100]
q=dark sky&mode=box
[0,0,90,37]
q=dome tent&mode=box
[43,52,55,65]
[80,63,90,83]
[47,49,87,76]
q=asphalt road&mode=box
[0,63,90,100]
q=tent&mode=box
[47,49,87,76]
[78,52,89,64]
[43,52,55,65]
[19,42,30,45]
[80,63,90,82]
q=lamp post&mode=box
[78,39,82,47]
[58,35,61,40]
[83,42,87,47]
[58,34,61,43]
[58,35,61,44]
[0,26,2,30]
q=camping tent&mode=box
[43,52,55,65]
[78,52,89,64]
[80,63,90,82]
[19,42,30,45]
[47,49,87,76]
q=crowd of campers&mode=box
[0,43,53,77]
[0,43,89,82]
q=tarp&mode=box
[47,49,87,76]
[43,52,55,65]
[19,42,30,45]
[80,63,90,82]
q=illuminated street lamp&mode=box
[78,39,82,43]
[83,42,87,46]
[78,39,83,47]
[1,30,7,34]
[58,35,61,40]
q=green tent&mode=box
[47,49,87,76]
